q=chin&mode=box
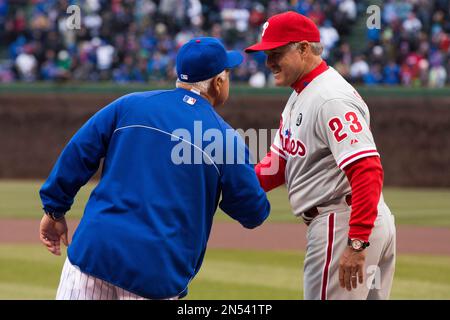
[273,74,287,87]
[274,79,287,87]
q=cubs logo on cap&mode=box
[245,11,321,53]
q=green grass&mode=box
[391,255,450,299]
[1,180,449,227]
[193,250,450,300]
[0,245,449,299]
[382,188,450,227]
[0,180,96,219]
[189,249,303,299]
[0,245,65,299]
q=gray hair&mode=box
[290,42,323,56]
[176,70,227,93]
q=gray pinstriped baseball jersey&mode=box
[270,67,381,216]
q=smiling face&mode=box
[265,43,305,87]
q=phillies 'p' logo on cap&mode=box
[261,21,269,38]
[245,11,321,53]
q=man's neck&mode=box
[296,57,323,83]
[177,83,215,106]
[291,57,328,94]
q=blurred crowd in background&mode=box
[0,0,449,87]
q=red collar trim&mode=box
[291,61,329,94]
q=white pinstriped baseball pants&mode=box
[56,258,178,300]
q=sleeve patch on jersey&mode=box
[338,149,380,170]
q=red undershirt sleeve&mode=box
[255,151,287,192]
[343,156,384,242]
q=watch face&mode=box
[351,239,363,250]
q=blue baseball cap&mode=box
[176,37,243,83]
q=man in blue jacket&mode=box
[39,37,270,300]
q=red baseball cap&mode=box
[245,11,321,53]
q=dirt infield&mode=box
[1,219,449,256]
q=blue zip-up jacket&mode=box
[40,88,270,299]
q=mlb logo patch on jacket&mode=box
[183,95,197,105]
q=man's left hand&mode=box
[39,214,69,256]
[338,246,367,291]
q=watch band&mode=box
[44,209,66,221]
[348,238,370,251]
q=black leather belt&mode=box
[303,195,352,222]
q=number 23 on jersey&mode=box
[327,111,363,143]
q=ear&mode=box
[298,41,310,56]
[211,74,224,96]
[216,74,225,89]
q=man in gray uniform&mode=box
[247,11,396,300]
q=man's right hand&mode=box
[39,214,69,256]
